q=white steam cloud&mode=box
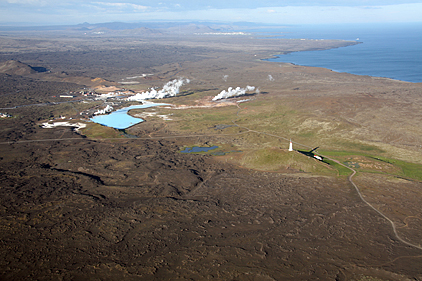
[127,78,190,101]
[212,85,257,101]
[94,104,113,115]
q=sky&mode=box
[1,0,422,26]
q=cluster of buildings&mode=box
[93,91,132,100]
[71,88,136,100]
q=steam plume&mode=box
[128,78,190,101]
[94,104,113,115]
[212,85,256,101]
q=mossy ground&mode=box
[133,93,422,181]
[81,123,125,139]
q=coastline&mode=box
[260,25,422,83]
[1,28,422,281]
[261,40,361,61]
[268,55,420,84]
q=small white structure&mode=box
[314,155,323,161]
[0,113,12,118]
[289,140,293,151]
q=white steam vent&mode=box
[128,78,190,101]
[93,104,113,115]
[212,85,257,101]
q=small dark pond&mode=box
[31,66,48,73]
[211,150,242,156]
[180,146,218,153]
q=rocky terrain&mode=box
[0,30,421,280]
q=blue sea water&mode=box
[263,23,422,83]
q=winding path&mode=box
[1,101,421,252]
[231,102,422,252]
[330,160,422,251]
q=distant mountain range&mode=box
[0,21,246,35]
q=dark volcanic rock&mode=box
[0,33,421,281]
[1,136,421,280]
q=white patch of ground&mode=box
[124,74,153,79]
[41,122,87,132]
[120,81,140,84]
[133,112,173,121]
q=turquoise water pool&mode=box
[90,103,168,129]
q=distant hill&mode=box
[83,26,163,36]
[73,22,220,35]
[0,60,43,76]
[121,27,163,35]
[164,23,217,34]
[0,21,236,35]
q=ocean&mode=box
[261,23,422,83]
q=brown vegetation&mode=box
[0,31,421,280]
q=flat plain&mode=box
[0,29,422,280]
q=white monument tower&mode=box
[289,140,293,151]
